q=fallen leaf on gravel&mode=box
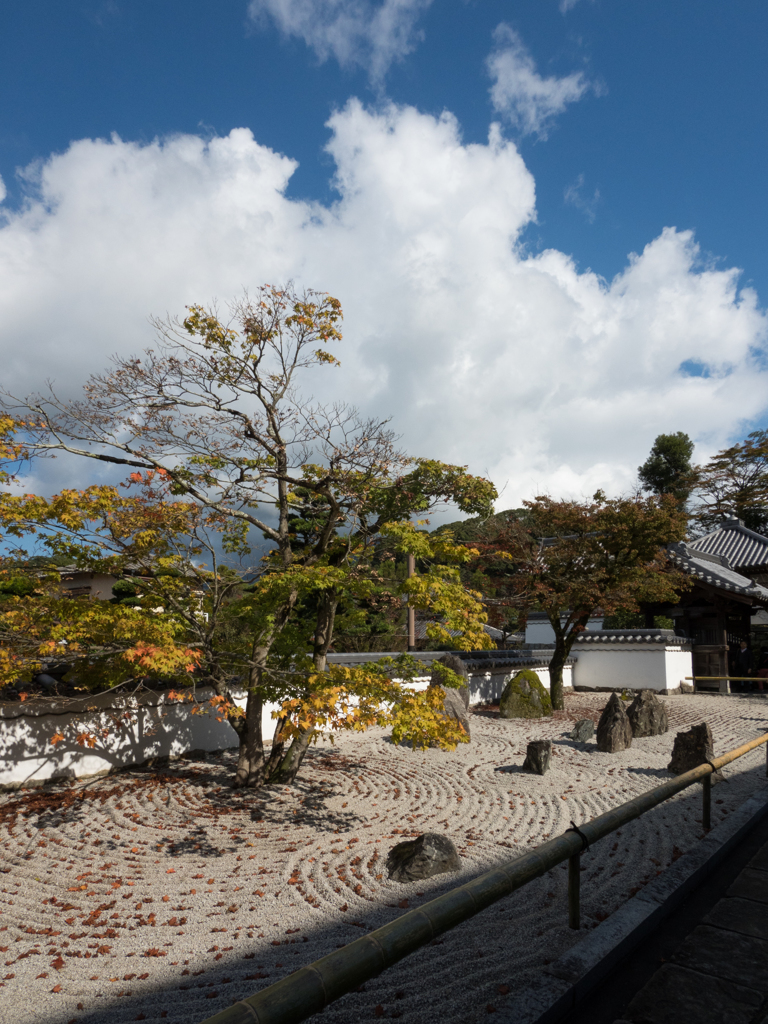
[138,973,149,979]
[4,973,14,980]
[497,985,510,995]
[51,957,65,970]
[374,1006,384,1017]
[36,972,48,979]
[397,900,409,909]
[51,984,62,993]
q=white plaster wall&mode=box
[0,687,263,789]
[465,664,572,703]
[573,645,693,691]
[0,662,574,788]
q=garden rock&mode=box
[432,687,471,743]
[386,833,461,882]
[429,653,469,709]
[596,693,633,752]
[499,669,552,720]
[627,690,669,737]
[569,719,594,743]
[668,722,721,780]
[523,739,552,775]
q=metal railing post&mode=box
[568,852,581,929]
[702,773,712,830]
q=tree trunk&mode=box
[548,642,568,711]
[270,726,315,784]
[548,612,590,711]
[266,591,339,786]
[233,687,266,788]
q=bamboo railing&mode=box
[200,732,768,1024]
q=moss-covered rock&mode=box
[499,668,552,719]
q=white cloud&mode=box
[487,24,593,137]
[0,103,766,507]
[0,175,6,204]
[248,0,432,84]
[559,0,581,12]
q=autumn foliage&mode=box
[0,285,495,786]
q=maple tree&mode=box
[463,493,690,709]
[0,285,496,787]
[691,429,768,534]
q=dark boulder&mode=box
[569,719,594,743]
[668,722,721,779]
[429,653,469,709]
[499,669,552,720]
[386,833,461,883]
[523,739,552,775]
[596,693,633,753]
[627,690,669,737]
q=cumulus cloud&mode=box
[487,24,593,137]
[0,103,766,506]
[248,0,432,84]
[0,175,6,204]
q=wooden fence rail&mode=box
[200,732,768,1024]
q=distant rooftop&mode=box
[667,540,768,605]
[689,517,768,572]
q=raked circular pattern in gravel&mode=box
[1,693,767,1024]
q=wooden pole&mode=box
[568,853,581,929]
[407,553,416,651]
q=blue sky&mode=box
[1,1,767,503]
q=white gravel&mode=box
[1,692,766,1024]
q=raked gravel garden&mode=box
[1,692,767,1024]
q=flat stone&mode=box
[623,963,763,1024]
[386,832,461,883]
[704,897,768,940]
[670,924,768,989]
[569,719,594,742]
[522,739,551,775]
[727,867,768,905]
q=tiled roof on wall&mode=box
[574,629,689,646]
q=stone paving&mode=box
[618,831,768,1024]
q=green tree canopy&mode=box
[464,492,690,709]
[638,432,696,503]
